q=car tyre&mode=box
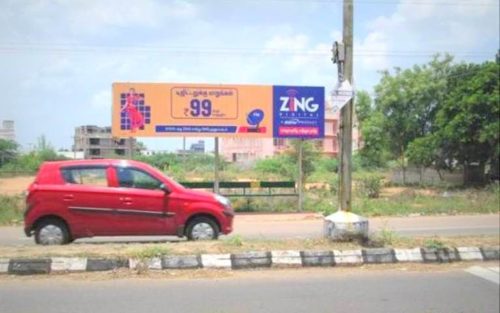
[186,217,219,241]
[35,218,70,245]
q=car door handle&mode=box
[119,197,132,201]
[63,194,74,202]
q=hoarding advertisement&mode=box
[272,85,325,138]
[112,83,324,139]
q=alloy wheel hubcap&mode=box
[39,225,64,245]
[191,222,215,240]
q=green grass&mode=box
[352,186,499,217]
[0,195,24,225]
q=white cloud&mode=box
[363,0,499,63]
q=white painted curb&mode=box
[271,250,302,266]
[50,257,87,272]
[333,249,363,265]
[201,254,232,268]
[457,247,484,261]
[394,248,424,263]
[0,258,9,273]
[129,258,162,270]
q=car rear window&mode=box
[61,167,108,187]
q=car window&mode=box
[61,167,108,187]
[116,167,163,190]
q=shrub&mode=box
[0,195,24,225]
[356,173,383,198]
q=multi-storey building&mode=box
[73,125,136,159]
[0,120,15,141]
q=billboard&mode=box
[112,83,324,139]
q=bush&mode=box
[254,155,294,180]
[356,173,383,198]
[0,195,24,225]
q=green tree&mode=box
[435,60,499,184]
[358,111,389,168]
[0,139,18,168]
[374,55,453,183]
[355,90,372,124]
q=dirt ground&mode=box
[0,176,33,195]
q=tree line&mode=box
[356,54,499,185]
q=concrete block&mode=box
[162,255,201,269]
[437,248,459,263]
[8,259,51,275]
[481,246,500,260]
[456,247,483,261]
[300,251,334,267]
[363,248,396,264]
[231,251,272,269]
[201,254,232,269]
[333,250,363,265]
[421,248,439,263]
[51,257,87,272]
[86,258,129,271]
[271,250,302,266]
[129,258,162,270]
[422,248,458,263]
[0,259,10,273]
[394,248,423,263]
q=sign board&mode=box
[112,83,324,139]
[330,80,354,112]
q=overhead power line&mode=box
[196,0,498,7]
[0,43,493,59]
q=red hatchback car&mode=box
[24,159,234,245]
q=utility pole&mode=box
[339,0,353,212]
[324,0,368,240]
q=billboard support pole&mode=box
[298,139,304,212]
[214,137,220,194]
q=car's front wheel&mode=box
[35,218,70,245]
[186,217,219,241]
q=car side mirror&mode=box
[159,183,171,194]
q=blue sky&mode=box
[0,0,498,151]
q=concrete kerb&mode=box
[0,246,498,275]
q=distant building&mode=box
[0,120,15,141]
[189,140,205,153]
[73,125,136,159]
[221,111,361,163]
[177,140,206,155]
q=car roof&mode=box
[45,159,145,168]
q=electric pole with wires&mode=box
[323,0,368,241]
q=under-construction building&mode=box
[73,125,136,159]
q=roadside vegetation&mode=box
[0,55,498,224]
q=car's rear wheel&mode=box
[186,217,219,241]
[35,218,70,245]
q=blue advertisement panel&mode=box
[272,85,325,138]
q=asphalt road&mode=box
[0,266,498,313]
[0,213,498,246]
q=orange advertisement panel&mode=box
[112,83,273,138]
